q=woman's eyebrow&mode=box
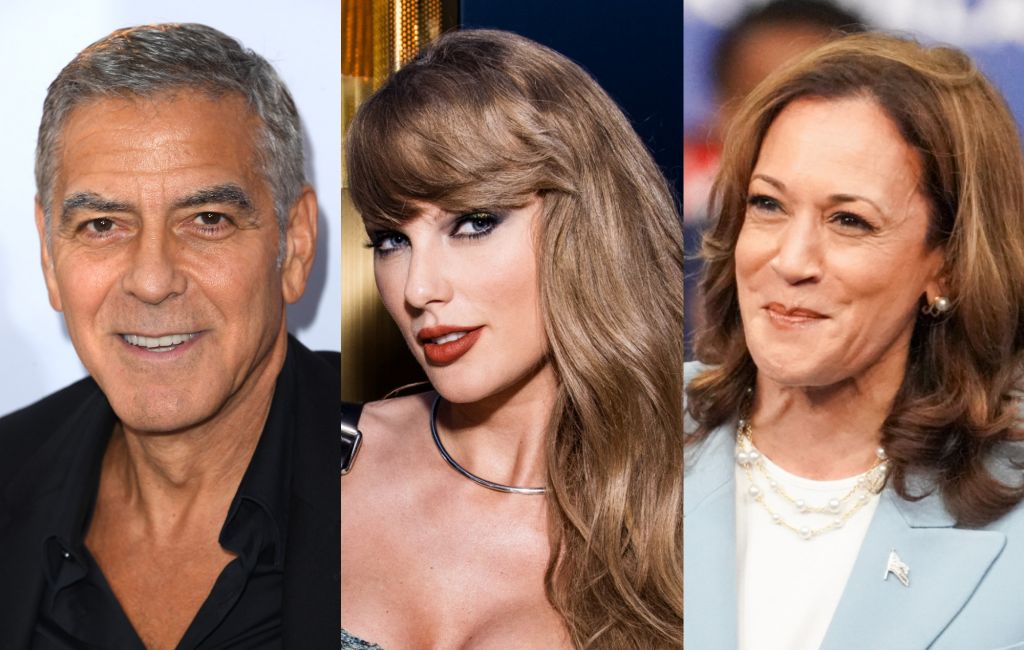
[751,173,884,213]
[750,173,786,192]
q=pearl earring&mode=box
[922,295,951,317]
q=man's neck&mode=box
[81,334,290,650]
[95,334,286,541]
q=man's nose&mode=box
[121,228,187,304]
[404,246,452,309]
[768,216,824,285]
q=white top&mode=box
[736,453,880,650]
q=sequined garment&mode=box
[341,628,384,649]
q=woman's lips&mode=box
[418,326,483,365]
[764,303,828,327]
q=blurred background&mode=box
[0,0,341,415]
[684,0,1024,360]
[342,0,684,401]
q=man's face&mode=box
[37,90,309,434]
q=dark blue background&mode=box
[462,0,683,204]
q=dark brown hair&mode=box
[689,32,1024,527]
[347,30,683,648]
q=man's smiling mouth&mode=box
[120,333,198,352]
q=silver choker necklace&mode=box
[430,395,546,495]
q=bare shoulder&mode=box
[342,392,438,534]
[360,392,434,434]
[352,392,436,471]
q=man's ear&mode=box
[35,197,63,312]
[281,185,318,305]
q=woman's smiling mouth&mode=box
[764,303,828,327]
[417,325,483,365]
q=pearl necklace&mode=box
[735,417,888,541]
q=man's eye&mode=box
[85,218,115,233]
[194,212,227,227]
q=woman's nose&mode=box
[768,217,823,285]
[404,246,452,309]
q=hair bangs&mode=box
[346,60,568,226]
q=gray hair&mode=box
[35,23,306,257]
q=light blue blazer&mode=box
[684,364,1024,650]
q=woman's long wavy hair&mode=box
[346,29,682,648]
[689,33,1024,526]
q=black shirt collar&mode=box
[41,387,114,591]
[223,341,297,568]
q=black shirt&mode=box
[30,347,299,649]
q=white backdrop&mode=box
[0,0,341,415]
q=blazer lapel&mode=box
[685,423,740,650]
[820,489,1005,650]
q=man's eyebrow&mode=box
[173,184,255,211]
[61,192,133,224]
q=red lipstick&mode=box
[417,325,483,365]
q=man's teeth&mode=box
[432,332,467,345]
[122,333,196,351]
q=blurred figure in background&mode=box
[684,0,865,358]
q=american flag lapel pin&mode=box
[883,548,910,587]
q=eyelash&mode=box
[828,212,876,232]
[747,195,877,233]
[73,217,122,242]
[747,194,781,212]
[366,231,409,256]
[190,211,234,235]
[453,211,499,239]
[366,211,501,257]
